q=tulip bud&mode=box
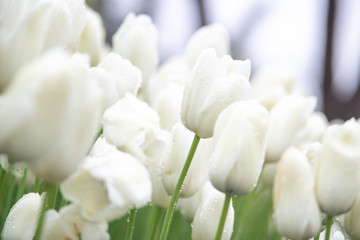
[61,150,152,222]
[192,182,234,240]
[0,49,103,182]
[112,13,158,86]
[91,53,142,109]
[78,6,107,66]
[209,100,268,195]
[297,112,328,149]
[161,123,212,198]
[1,193,44,240]
[273,147,321,240]
[344,191,360,240]
[0,0,86,90]
[315,118,360,216]
[183,24,230,68]
[251,67,297,110]
[102,93,160,163]
[181,48,252,138]
[177,190,201,222]
[266,94,316,162]
[42,204,109,240]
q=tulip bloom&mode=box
[42,204,109,240]
[315,118,360,216]
[61,150,152,222]
[0,50,103,182]
[181,48,251,138]
[102,93,161,163]
[183,24,230,68]
[161,123,212,198]
[192,182,234,240]
[209,100,268,195]
[1,193,44,240]
[273,147,321,240]
[0,0,86,90]
[265,94,316,162]
[345,191,360,240]
[112,13,158,85]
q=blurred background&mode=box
[87,0,360,121]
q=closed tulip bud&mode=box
[209,100,268,195]
[102,93,160,163]
[1,193,44,240]
[181,48,252,138]
[0,49,103,182]
[297,112,328,149]
[161,123,212,198]
[251,67,297,110]
[345,191,360,240]
[0,0,86,90]
[192,182,234,240]
[42,204,109,240]
[78,6,107,66]
[266,94,316,162]
[91,53,142,109]
[112,13,158,85]
[61,150,152,222]
[178,190,201,222]
[184,24,230,68]
[273,147,321,240]
[315,118,360,216]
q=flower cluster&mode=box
[1,1,360,240]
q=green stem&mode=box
[325,215,333,240]
[15,168,28,201]
[34,177,41,193]
[144,206,161,240]
[159,134,201,240]
[215,193,231,240]
[126,208,137,240]
[314,232,320,240]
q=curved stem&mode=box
[159,134,201,240]
[126,208,137,240]
[325,215,333,240]
[215,194,231,240]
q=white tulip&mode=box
[0,0,86,90]
[112,13,158,86]
[161,123,212,198]
[1,193,44,240]
[209,100,268,195]
[177,189,201,222]
[181,48,252,138]
[184,24,230,68]
[297,112,328,149]
[78,5,107,66]
[251,67,297,110]
[273,147,321,240]
[266,94,316,162]
[315,118,360,215]
[61,150,152,222]
[102,93,161,162]
[0,49,103,182]
[192,182,234,240]
[41,204,109,240]
[345,191,360,240]
[91,53,142,109]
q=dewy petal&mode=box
[345,191,360,240]
[112,13,158,86]
[41,204,109,240]
[273,147,321,240]
[315,118,360,215]
[1,192,44,240]
[181,48,252,138]
[192,182,234,240]
[61,150,152,222]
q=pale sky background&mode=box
[100,0,360,110]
